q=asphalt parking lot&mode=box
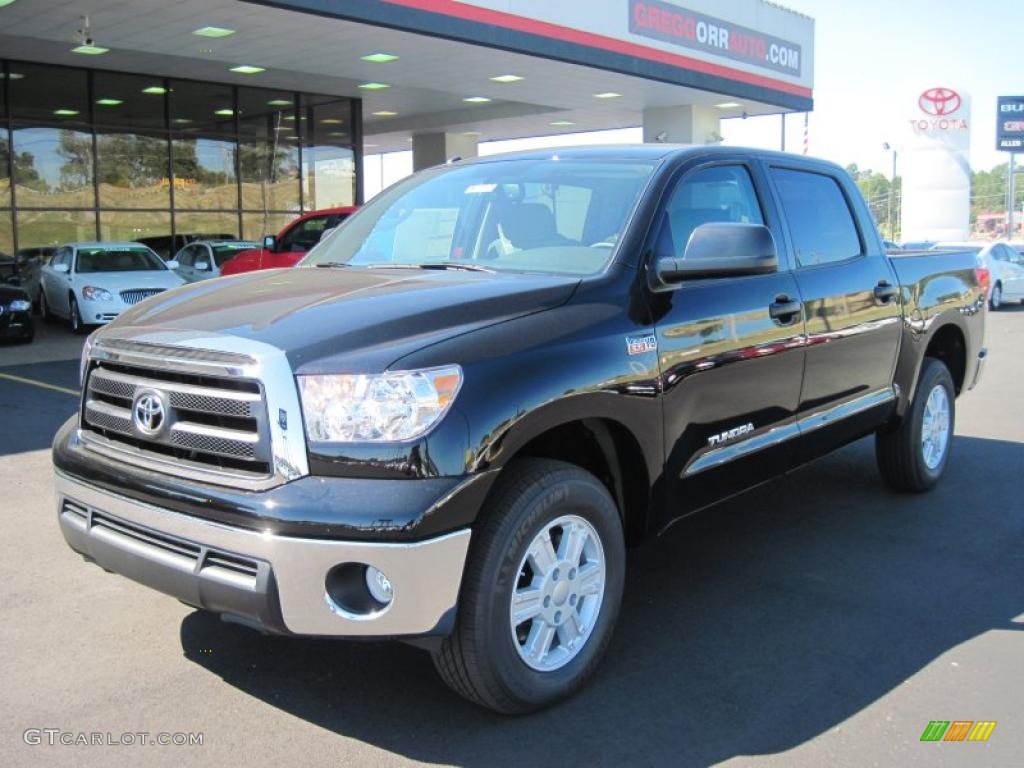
[1,311,1021,768]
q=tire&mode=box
[69,295,86,335]
[432,459,625,714]
[989,283,1002,311]
[876,358,955,493]
[40,291,55,324]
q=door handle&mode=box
[874,281,899,303]
[769,295,802,323]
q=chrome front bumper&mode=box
[55,471,471,637]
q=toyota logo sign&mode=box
[919,87,962,117]
[133,391,166,437]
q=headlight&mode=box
[82,286,113,302]
[80,330,98,386]
[298,366,462,443]
[8,299,31,312]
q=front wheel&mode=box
[876,357,955,492]
[990,283,1003,311]
[69,295,86,335]
[433,459,625,714]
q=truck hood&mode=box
[107,266,580,372]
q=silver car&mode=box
[172,240,259,283]
[931,241,1024,310]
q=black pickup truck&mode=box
[54,146,987,713]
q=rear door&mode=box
[766,163,902,462]
[649,158,806,519]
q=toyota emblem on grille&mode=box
[133,391,166,436]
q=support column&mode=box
[642,105,721,145]
[412,133,479,171]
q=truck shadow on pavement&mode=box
[180,434,1024,766]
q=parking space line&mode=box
[0,372,80,397]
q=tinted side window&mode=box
[280,216,329,252]
[771,168,862,267]
[656,165,765,259]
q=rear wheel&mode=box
[876,357,955,492]
[432,459,625,714]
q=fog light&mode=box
[365,566,394,605]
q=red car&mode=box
[219,206,358,276]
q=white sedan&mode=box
[39,242,185,333]
[171,240,259,283]
[931,240,1024,310]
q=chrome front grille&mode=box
[120,289,165,305]
[81,360,270,477]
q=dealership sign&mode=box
[629,0,802,76]
[909,87,969,133]
[997,95,1024,151]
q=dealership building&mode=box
[0,0,814,257]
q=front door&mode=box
[648,160,806,523]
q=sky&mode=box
[364,0,1023,197]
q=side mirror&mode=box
[655,223,778,284]
[194,261,209,271]
[262,235,276,252]
[53,262,70,274]
[165,260,179,269]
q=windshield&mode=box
[303,158,657,276]
[76,247,167,273]
[212,243,258,266]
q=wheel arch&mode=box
[486,414,654,546]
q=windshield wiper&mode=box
[371,263,496,273]
[315,262,357,269]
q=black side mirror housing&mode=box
[655,222,778,284]
[263,235,276,252]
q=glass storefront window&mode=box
[302,144,355,210]
[2,61,358,253]
[0,127,10,208]
[16,209,97,248]
[300,98,355,210]
[0,210,13,257]
[9,64,89,126]
[242,212,296,242]
[12,127,95,209]
[174,211,240,240]
[97,133,171,209]
[99,211,172,243]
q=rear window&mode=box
[771,168,863,267]
[212,243,258,266]
[76,247,166,273]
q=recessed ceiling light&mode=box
[230,65,265,74]
[463,96,492,103]
[172,118,193,124]
[71,44,109,55]
[593,92,622,99]
[464,131,482,137]
[359,82,390,90]
[328,131,348,137]
[490,74,524,83]
[361,53,399,63]
[285,135,300,141]
[95,98,123,106]
[214,108,234,116]
[267,99,292,106]
[364,143,379,148]
[53,109,79,116]
[715,102,742,109]
[320,118,344,124]
[3,72,25,80]
[142,86,167,95]
[282,115,296,121]
[372,110,398,117]
[193,26,236,38]
[550,120,575,126]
